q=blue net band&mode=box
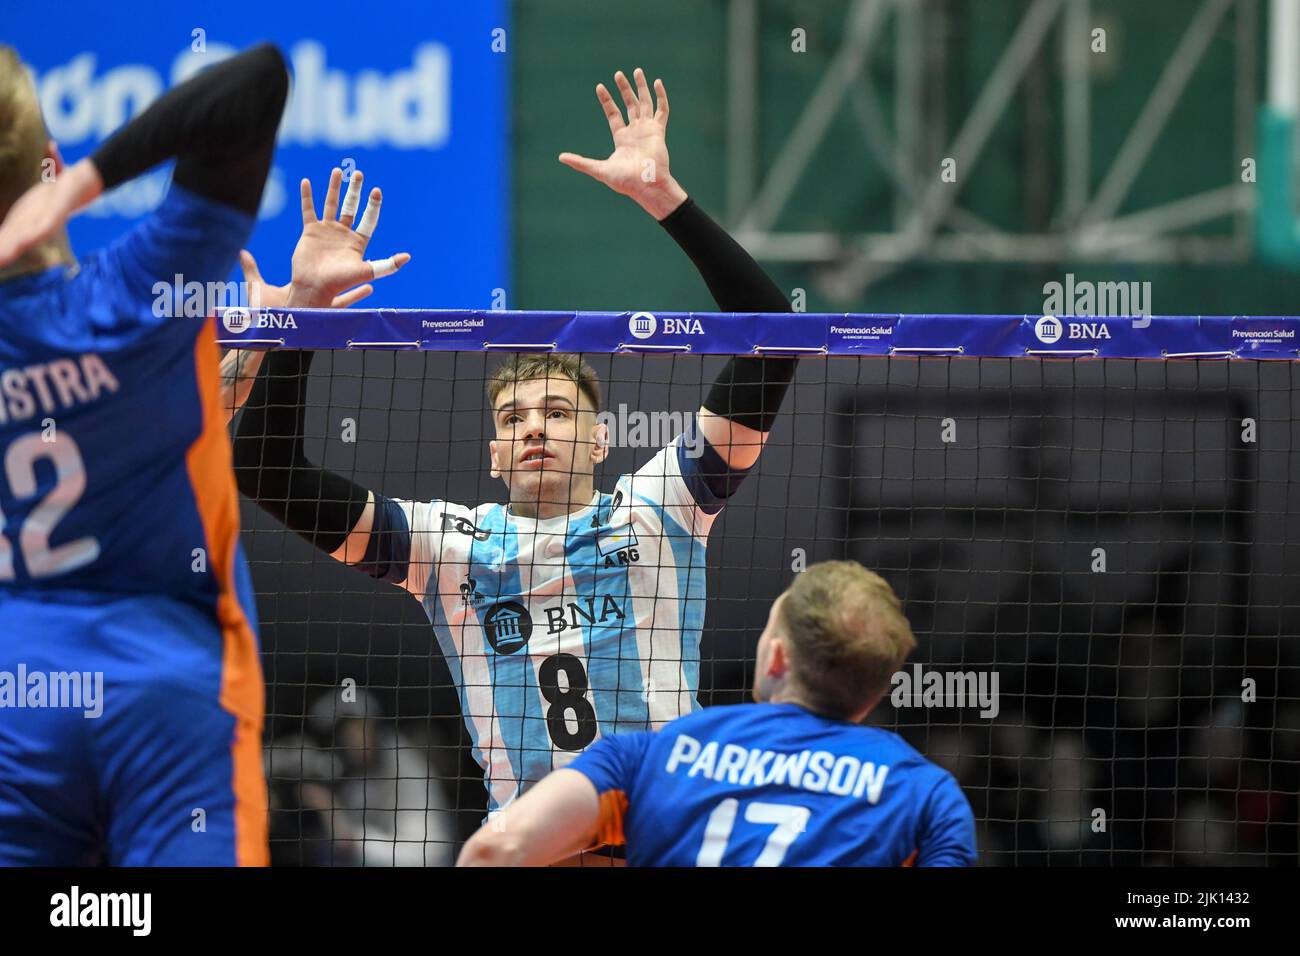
[215,309,1300,359]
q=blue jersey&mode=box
[569,702,977,866]
[376,437,723,812]
[0,187,255,625]
[0,185,266,865]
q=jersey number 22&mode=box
[0,432,100,581]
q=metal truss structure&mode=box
[725,0,1259,295]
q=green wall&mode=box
[513,0,1298,316]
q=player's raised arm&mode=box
[96,44,288,217]
[560,69,797,477]
[0,43,288,267]
[232,168,410,571]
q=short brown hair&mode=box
[778,561,917,720]
[0,45,47,213]
[487,353,601,412]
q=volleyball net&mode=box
[224,309,1300,866]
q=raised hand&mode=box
[219,248,374,424]
[237,248,375,312]
[559,68,688,221]
[287,167,411,307]
[220,167,402,423]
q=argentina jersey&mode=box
[568,701,977,866]
[379,434,722,812]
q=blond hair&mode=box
[779,561,917,720]
[487,353,601,412]
[0,45,47,214]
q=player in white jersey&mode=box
[369,357,731,811]
[232,69,799,819]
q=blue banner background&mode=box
[6,0,509,309]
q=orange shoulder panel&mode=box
[594,790,630,848]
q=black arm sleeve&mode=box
[90,43,289,216]
[232,350,373,557]
[659,197,791,314]
[659,198,798,433]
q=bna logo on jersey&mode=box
[629,311,657,340]
[223,308,251,334]
[484,601,532,654]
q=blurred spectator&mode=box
[983,712,1051,864]
[1172,797,1238,866]
[1041,733,1100,853]
[267,690,458,866]
[266,732,338,866]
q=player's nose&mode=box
[523,408,547,438]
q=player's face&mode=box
[489,375,608,509]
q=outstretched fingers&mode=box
[355,187,382,240]
[596,83,624,135]
[329,251,409,294]
[322,167,344,221]
[613,70,640,120]
[558,152,603,178]
[368,251,411,281]
[654,78,670,124]
[339,170,364,227]
[332,283,374,308]
[238,249,264,286]
[299,177,317,228]
[633,68,653,118]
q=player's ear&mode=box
[768,637,791,678]
[489,439,503,480]
[589,418,610,465]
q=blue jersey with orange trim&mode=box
[568,702,977,866]
[0,186,256,637]
[0,185,266,865]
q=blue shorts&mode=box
[0,590,267,866]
